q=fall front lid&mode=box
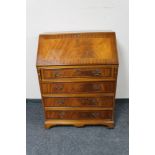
[36,32,118,66]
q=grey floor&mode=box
[26,100,129,155]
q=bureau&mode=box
[36,32,119,128]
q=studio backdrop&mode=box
[26,0,129,99]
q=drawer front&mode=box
[41,67,112,79]
[41,81,115,94]
[43,97,113,107]
[45,110,112,120]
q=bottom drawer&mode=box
[45,110,112,120]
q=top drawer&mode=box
[40,67,113,79]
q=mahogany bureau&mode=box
[36,32,119,128]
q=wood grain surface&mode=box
[41,81,115,94]
[45,110,112,120]
[36,32,118,66]
[36,32,119,128]
[43,96,114,107]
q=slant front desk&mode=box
[36,32,119,128]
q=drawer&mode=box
[45,110,112,120]
[43,96,113,107]
[41,81,115,94]
[41,67,112,79]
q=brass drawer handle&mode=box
[53,71,61,77]
[92,69,101,76]
[75,69,101,76]
[54,84,63,91]
[80,98,97,105]
[80,112,99,118]
[93,84,101,90]
[59,112,65,118]
[91,112,99,118]
[56,99,65,104]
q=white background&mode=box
[26,0,129,99]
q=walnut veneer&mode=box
[36,32,119,128]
